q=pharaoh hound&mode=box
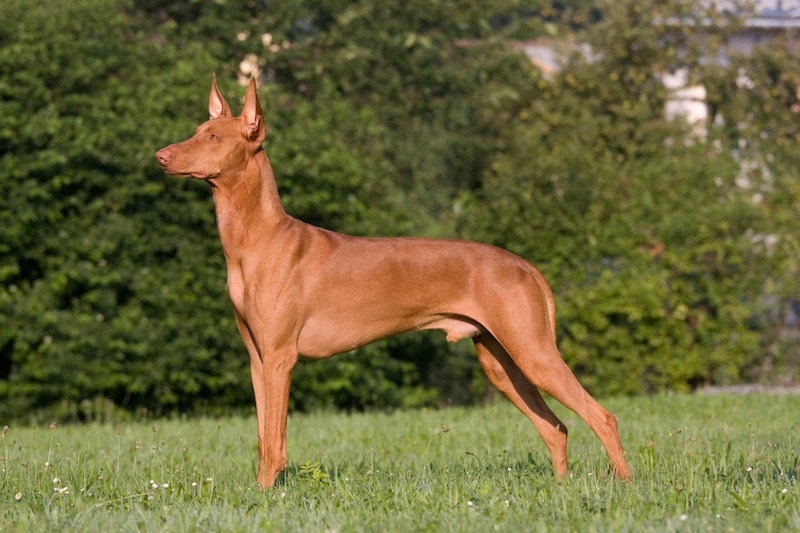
[155,76,631,488]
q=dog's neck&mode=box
[210,148,288,258]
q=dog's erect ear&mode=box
[241,77,265,141]
[209,74,232,119]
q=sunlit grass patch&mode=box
[1,393,798,532]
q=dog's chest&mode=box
[226,266,247,315]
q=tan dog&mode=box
[156,76,631,488]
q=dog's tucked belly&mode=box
[296,314,483,359]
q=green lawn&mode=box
[1,393,798,532]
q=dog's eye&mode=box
[210,134,219,140]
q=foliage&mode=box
[0,0,531,418]
[0,0,245,417]
[1,0,799,418]
[250,0,545,233]
[462,0,799,395]
[1,394,799,530]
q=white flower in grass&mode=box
[680,514,688,521]
[53,486,69,495]
[781,488,789,494]
[14,492,22,501]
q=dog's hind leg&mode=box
[474,333,569,478]
[501,336,632,480]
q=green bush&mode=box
[1,0,798,421]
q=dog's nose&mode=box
[155,148,171,165]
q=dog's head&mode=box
[155,75,266,181]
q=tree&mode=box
[0,0,543,419]
[463,0,798,393]
[0,0,247,418]
[2,0,797,420]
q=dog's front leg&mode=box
[236,315,298,488]
[253,349,296,488]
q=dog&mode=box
[156,75,631,488]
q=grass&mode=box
[1,393,798,532]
